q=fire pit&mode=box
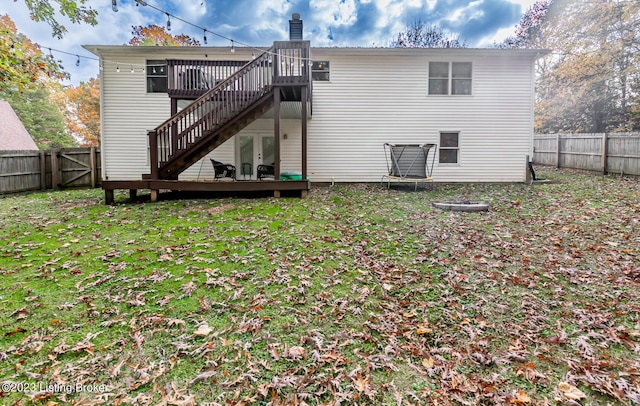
[432,200,490,212]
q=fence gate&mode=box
[55,148,99,188]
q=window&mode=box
[439,132,459,163]
[428,62,449,95]
[428,62,472,95]
[311,61,330,81]
[146,60,167,93]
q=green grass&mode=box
[1,168,639,405]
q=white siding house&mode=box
[85,44,542,185]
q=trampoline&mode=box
[382,143,437,191]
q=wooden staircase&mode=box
[147,41,310,180]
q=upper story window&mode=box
[312,61,330,81]
[147,60,167,93]
[428,62,472,95]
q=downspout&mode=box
[528,53,538,182]
[99,54,107,181]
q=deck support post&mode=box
[149,130,159,180]
[150,189,159,202]
[105,189,114,205]
[301,85,308,181]
[274,87,281,180]
[129,189,137,200]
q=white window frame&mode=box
[428,62,472,95]
[439,131,461,164]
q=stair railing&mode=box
[149,48,275,178]
[148,40,311,180]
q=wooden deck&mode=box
[102,179,310,204]
[106,41,312,205]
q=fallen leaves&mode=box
[193,323,213,337]
[421,357,435,369]
[283,345,306,361]
[415,322,432,335]
[1,169,639,404]
[558,381,587,400]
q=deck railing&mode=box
[166,59,247,98]
[273,40,311,85]
[149,41,311,179]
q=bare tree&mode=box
[390,20,467,48]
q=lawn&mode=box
[0,167,639,405]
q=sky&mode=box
[3,0,539,86]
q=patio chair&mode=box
[210,159,236,180]
[257,163,275,179]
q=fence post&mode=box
[601,133,608,175]
[51,149,59,190]
[556,134,561,168]
[90,147,97,188]
[39,151,47,191]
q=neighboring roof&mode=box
[0,100,39,151]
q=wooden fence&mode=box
[533,133,640,176]
[0,148,101,195]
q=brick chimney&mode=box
[289,13,303,40]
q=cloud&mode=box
[1,0,536,84]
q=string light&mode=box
[34,0,315,82]
[137,0,311,63]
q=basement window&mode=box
[147,60,167,93]
[311,61,330,81]
[439,132,459,163]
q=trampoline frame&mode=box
[382,143,437,191]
